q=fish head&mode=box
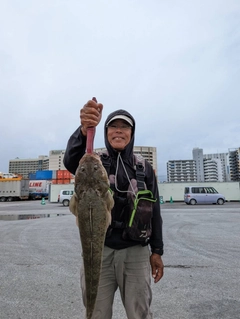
[74,153,109,192]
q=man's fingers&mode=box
[80,99,103,134]
[150,254,164,283]
[154,268,164,283]
[97,103,103,113]
[152,266,157,278]
[83,100,103,115]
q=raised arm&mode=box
[63,99,103,174]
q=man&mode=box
[63,99,164,319]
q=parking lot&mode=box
[0,201,240,319]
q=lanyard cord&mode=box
[114,152,136,197]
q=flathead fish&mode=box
[69,152,114,319]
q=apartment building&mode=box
[167,148,231,182]
[204,152,229,182]
[192,148,204,182]
[203,158,221,182]
[167,160,197,182]
[228,148,240,181]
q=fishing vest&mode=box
[100,152,157,244]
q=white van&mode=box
[58,190,74,206]
[184,186,225,205]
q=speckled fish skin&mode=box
[69,153,114,319]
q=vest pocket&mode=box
[122,190,156,243]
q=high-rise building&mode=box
[167,160,197,182]
[228,148,240,181]
[167,148,230,182]
[192,148,204,182]
[203,152,229,182]
[192,148,230,182]
[203,158,220,182]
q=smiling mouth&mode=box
[113,137,124,141]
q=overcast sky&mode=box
[1,0,240,180]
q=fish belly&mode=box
[78,192,111,319]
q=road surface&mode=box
[0,201,239,318]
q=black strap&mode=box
[135,162,145,191]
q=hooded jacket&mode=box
[63,109,163,255]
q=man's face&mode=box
[107,119,132,151]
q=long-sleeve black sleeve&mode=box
[145,161,164,256]
[63,126,87,175]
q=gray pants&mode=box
[80,245,153,319]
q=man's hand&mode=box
[150,253,164,283]
[80,99,103,136]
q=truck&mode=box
[0,179,30,202]
[28,180,49,200]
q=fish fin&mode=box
[69,193,78,217]
[106,191,114,227]
[107,191,114,211]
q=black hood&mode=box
[104,109,135,160]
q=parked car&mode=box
[184,186,225,205]
[58,190,74,206]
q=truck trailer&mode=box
[28,180,49,200]
[0,179,29,202]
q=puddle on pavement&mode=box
[0,214,66,221]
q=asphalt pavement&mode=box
[0,201,240,319]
